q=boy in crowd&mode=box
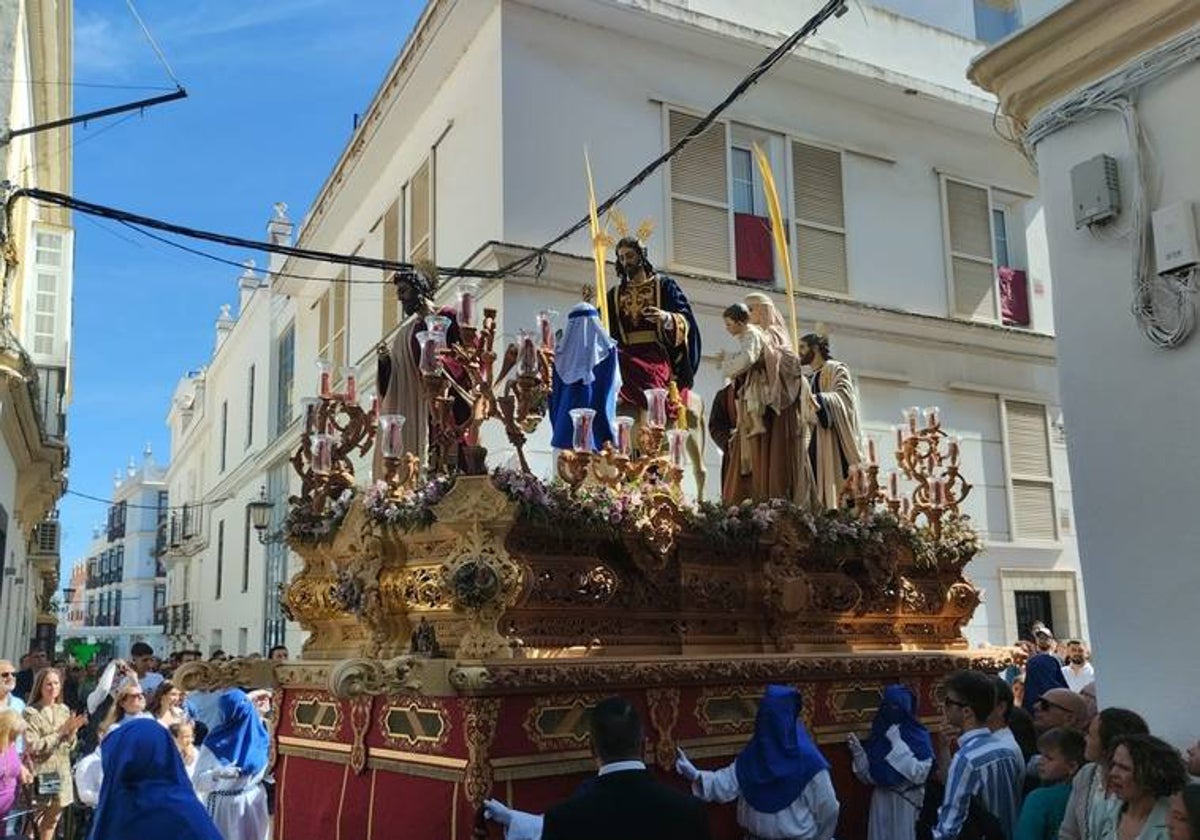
[1015,727,1085,840]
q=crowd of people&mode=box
[482,628,1200,840]
[0,641,286,840]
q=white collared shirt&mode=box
[597,760,646,776]
[1062,662,1095,692]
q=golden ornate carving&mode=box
[695,687,762,735]
[463,697,502,808]
[522,693,605,752]
[377,699,450,752]
[825,682,886,724]
[646,688,681,770]
[173,658,277,692]
[348,694,373,775]
[327,656,423,699]
[289,693,344,739]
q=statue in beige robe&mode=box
[799,331,863,511]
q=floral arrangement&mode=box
[305,468,981,571]
[362,475,455,532]
[284,488,355,544]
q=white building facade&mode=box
[65,451,169,660]
[970,0,1199,745]
[166,0,1089,653]
[0,0,73,660]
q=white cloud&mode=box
[74,13,143,77]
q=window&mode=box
[274,324,295,436]
[1004,400,1057,541]
[793,141,847,293]
[220,401,229,472]
[35,365,66,438]
[242,507,252,593]
[666,108,847,290]
[667,110,731,277]
[942,176,1000,321]
[317,278,347,378]
[246,365,255,448]
[215,519,225,599]
[992,207,1011,267]
[381,200,402,337]
[263,462,290,651]
[29,228,69,359]
[238,627,248,657]
[407,159,433,264]
[1014,591,1053,641]
[115,545,124,582]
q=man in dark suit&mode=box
[541,696,711,840]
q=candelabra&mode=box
[292,373,376,514]
[417,291,556,476]
[892,406,972,539]
[555,390,687,493]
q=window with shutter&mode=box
[792,141,847,294]
[409,160,432,265]
[381,199,402,337]
[943,177,999,321]
[668,110,731,276]
[1005,400,1057,541]
[317,280,348,378]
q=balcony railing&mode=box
[164,603,194,637]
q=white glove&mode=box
[483,799,514,827]
[216,765,241,779]
[847,733,870,776]
[675,747,700,782]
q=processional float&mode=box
[177,266,1005,840]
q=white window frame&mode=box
[999,397,1060,545]
[940,173,1001,323]
[25,224,73,363]
[789,136,849,297]
[662,104,735,280]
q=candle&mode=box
[317,359,333,399]
[906,406,919,433]
[417,331,442,374]
[925,405,940,429]
[378,414,406,459]
[538,310,557,351]
[570,408,596,452]
[949,435,961,466]
[369,394,379,416]
[615,417,634,456]
[901,497,912,517]
[312,434,334,475]
[895,425,905,450]
[859,468,870,495]
[343,368,357,403]
[933,478,945,506]
[667,429,688,470]
[517,330,538,376]
[866,438,877,465]
[457,281,479,328]
[425,314,451,334]
[302,398,321,434]
[889,470,899,499]
[644,388,668,429]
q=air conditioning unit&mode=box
[31,521,60,556]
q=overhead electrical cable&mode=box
[6,0,849,284]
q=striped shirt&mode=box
[933,727,1024,840]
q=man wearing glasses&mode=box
[1032,689,1087,734]
[931,670,1023,840]
[0,661,24,748]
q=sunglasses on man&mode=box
[1034,697,1073,714]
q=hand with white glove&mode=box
[847,732,870,777]
[483,799,514,827]
[675,747,700,783]
[216,764,242,780]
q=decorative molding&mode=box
[646,688,681,771]
[377,699,451,752]
[462,697,501,808]
[522,693,603,752]
[348,695,374,774]
[173,658,278,692]
[968,0,1200,129]
[327,656,423,699]
[288,692,345,740]
[458,652,1011,694]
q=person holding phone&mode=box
[22,668,87,840]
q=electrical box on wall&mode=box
[1070,154,1121,229]
[1151,201,1199,274]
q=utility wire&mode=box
[65,488,234,513]
[7,0,849,285]
[125,0,183,88]
[0,78,178,91]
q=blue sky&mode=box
[59,0,424,569]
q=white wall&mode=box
[499,1,1047,323]
[1030,60,1200,746]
